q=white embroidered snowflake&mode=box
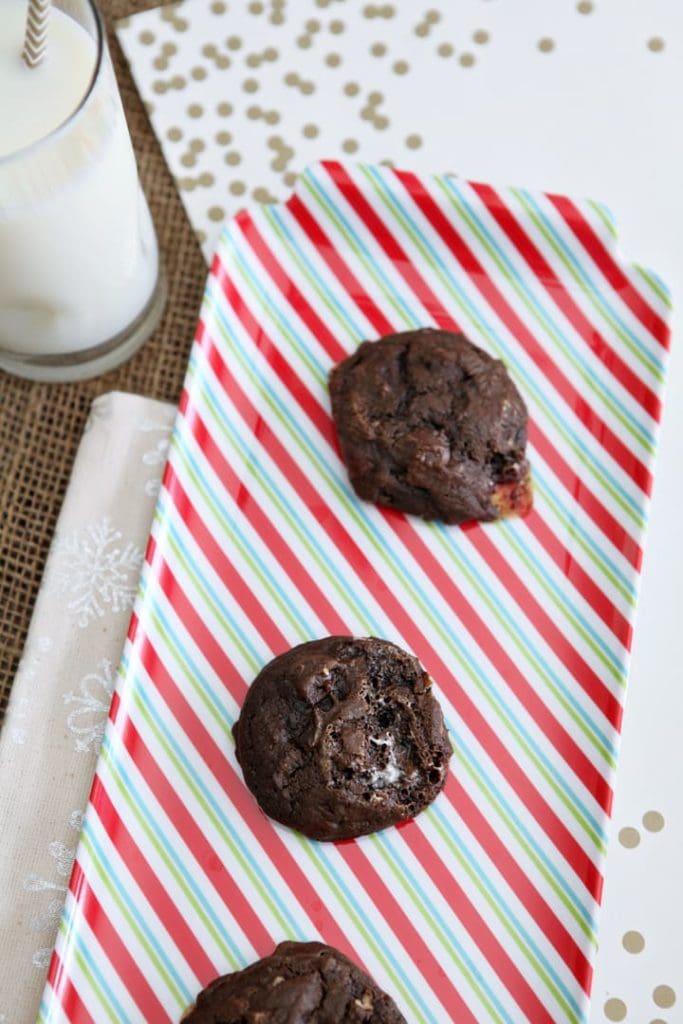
[9,636,53,745]
[63,658,116,753]
[49,516,143,628]
[23,813,82,972]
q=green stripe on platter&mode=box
[65,926,121,1024]
[426,809,580,1024]
[512,189,664,383]
[354,167,645,531]
[633,263,673,311]
[434,177,653,456]
[586,200,617,240]
[78,826,188,1009]
[368,837,508,1024]
[204,287,608,850]
[451,744,597,947]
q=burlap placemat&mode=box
[0,0,207,723]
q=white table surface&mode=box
[118,1,683,1018]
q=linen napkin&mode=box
[0,391,175,1024]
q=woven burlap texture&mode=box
[0,0,207,722]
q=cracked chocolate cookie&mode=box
[329,327,532,524]
[233,636,451,842]
[182,941,407,1023]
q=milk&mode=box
[0,0,160,366]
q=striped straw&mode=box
[22,0,51,68]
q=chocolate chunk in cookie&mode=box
[182,941,406,1023]
[233,636,451,842]
[329,327,532,525]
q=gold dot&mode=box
[344,81,360,96]
[162,42,177,54]
[653,986,676,1009]
[139,30,155,45]
[180,153,196,168]
[230,180,246,196]
[170,74,186,88]
[215,129,232,144]
[297,34,312,48]
[215,55,231,69]
[371,42,387,56]
[577,0,593,11]
[415,23,429,38]
[187,103,204,118]
[459,52,475,66]
[302,123,319,138]
[144,101,155,115]
[152,80,168,94]
[316,0,330,5]
[211,0,226,11]
[264,46,278,60]
[406,133,422,149]
[153,56,169,71]
[375,114,389,129]
[648,36,665,52]
[425,8,440,23]
[301,81,314,95]
[248,0,264,10]
[619,827,640,849]
[437,42,453,57]
[217,101,233,116]
[342,138,358,153]
[393,59,409,74]
[180,177,196,191]
[226,35,242,50]
[270,12,284,25]
[326,52,341,66]
[306,17,320,31]
[225,150,241,165]
[604,999,627,1022]
[264,110,280,124]
[643,810,665,832]
[473,29,490,44]
[329,19,345,34]
[198,172,215,187]
[368,89,383,104]
[167,126,183,141]
[173,18,189,31]
[191,66,207,80]
[538,37,555,53]
[208,205,225,221]
[189,138,205,152]
[283,171,297,187]
[622,931,645,954]
[246,53,261,67]
[243,78,259,93]
[650,1019,667,1024]
[284,71,298,85]
[202,43,217,57]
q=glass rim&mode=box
[0,0,105,168]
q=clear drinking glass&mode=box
[0,0,166,382]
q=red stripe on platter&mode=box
[46,948,96,1024]
[66,859,172,1022]
[375,165,651,494]
[547,194,670,350]
[196,320,603,901]
[209,255,623,729]
[280,175,642,568]
[167,392,599,985]
[89,777,218,987]
[467,182,662,420]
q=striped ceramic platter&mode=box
[42,161,671,1024]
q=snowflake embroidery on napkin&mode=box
[63,658,116,753]
[23,811,83,970]
[49,516,143,628]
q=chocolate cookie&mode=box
[329,327,532,524]
[182,941,406,1023]
[233,636,451,841]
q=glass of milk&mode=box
[0,0,166,381]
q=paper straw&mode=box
[22,0,51,68]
